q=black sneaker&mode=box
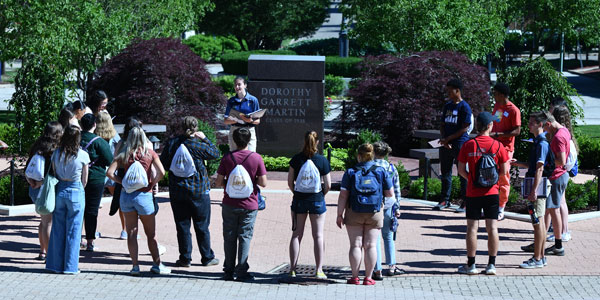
[544,245,565,256]
[372,270,383,281]
[175,259,191,268]
[521,243,535,253]
[222,272,234,281]
[235,272,255,282]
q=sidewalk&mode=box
[1,176,600,298]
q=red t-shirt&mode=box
[458,136,509,197]
[550,127,571,180]
[492,100,521,152]
[217,150,267,210]
[124,149,158,193]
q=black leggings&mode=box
[84,182,105,240]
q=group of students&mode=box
[436,79,578,275]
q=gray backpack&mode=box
[474,139,500,188]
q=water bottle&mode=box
[527,202,539,225]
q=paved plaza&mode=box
[1,175,600,299]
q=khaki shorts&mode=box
[344,208,383,229]
[534,197,546,218]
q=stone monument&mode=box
[247,55,325,157]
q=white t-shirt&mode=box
[52,149,90,181]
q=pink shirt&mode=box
[217,150,267,210]
[550,127,571,180]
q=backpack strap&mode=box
[229,151,254,166]
[82,136,101,152]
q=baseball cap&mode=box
[477,111,499,126]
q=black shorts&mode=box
[465,195,499,220]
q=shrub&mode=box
[497,57,582,162]
[212,75,236,95]
[90,38,226,134]
[408,177,442,200]
[565,178,598,211]
[287,38,392,57]
[324,143,348,171]
[158,171,169,187]
[182,34,241,63]
[0,124,18,154]
[396,161,412,191]
[450,176,461,201]
[220,50,297,75]
[262,155,291,171]
[196,120,220,176]
[325,56,363,77]
[576,134,600,170]
[345,129,382,169]
[339,51,490,154]
[325,75,345,96]
[0,174,30,205]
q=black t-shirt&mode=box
[289,152,331,202]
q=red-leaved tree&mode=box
[338,51,491,154]
[89,38,226,134]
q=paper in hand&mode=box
[429,139,442,148]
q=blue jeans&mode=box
[440,145,466,203]
[46,181,85,274]
[170,193,215,264]
[221,204,257,275]
[375,207,396,271]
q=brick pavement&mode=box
[1,178,600,299]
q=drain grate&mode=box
[267,263,351,284]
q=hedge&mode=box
[220,50,297,75]
[325,74,344,96]
[286,38,392,57]
[220,51,363,77]
[0,174,30,205]
[182,34,241,63]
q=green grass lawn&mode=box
[0,70,17,84]
[577,125,600,138]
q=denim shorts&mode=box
[291,199,327,215]
[120,190,155,215]
[547,172,569,209]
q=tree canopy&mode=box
[340,0,507,61]
[197,0,330,50]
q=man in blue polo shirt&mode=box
[224,77,261,152]
[434,79,472,212]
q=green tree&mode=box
[197,0,330,50]
[340,0,507,61]
[497,57,583,161]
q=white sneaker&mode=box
[562,231,571,242]
[458,264,478,275]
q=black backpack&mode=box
[474,138,500,188]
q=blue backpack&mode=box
[351,165,383,213]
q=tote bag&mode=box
[35,152,58,215]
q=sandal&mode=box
[346,277,360,285]
[363,277,376,285]
[386,266,405,276]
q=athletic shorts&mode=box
[547,172,569,209]
[291,199,326,215]
[465,195,499,220]
[344,208,383,229]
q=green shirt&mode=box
[80,131,113,185]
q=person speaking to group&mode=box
[224,77,262,152]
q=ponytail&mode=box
[302,131,318,158]
[357,143,374,162]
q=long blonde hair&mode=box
[302,131,318,158]
[94,111,116,141]
[115,126,149,164]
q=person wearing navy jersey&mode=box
[434,79,472,212]
[224,77,261,152]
